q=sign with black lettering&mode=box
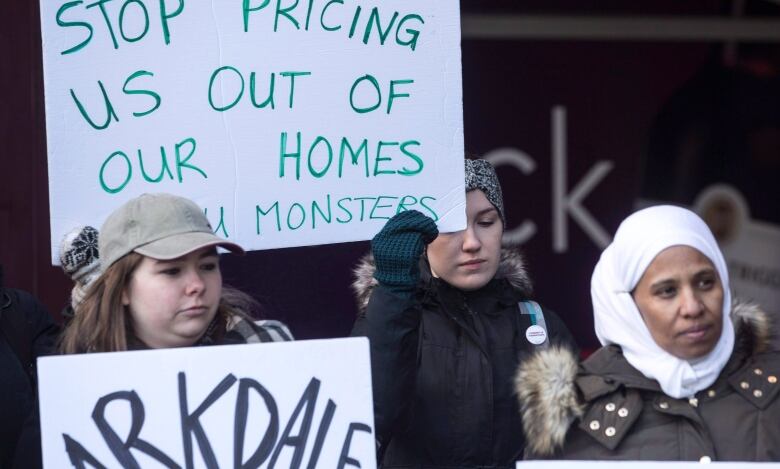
[38,338,375,468]
[517,462,771,468]
[39,0,466,263]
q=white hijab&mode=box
[591,205,734,398]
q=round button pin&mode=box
[526,325,547,345]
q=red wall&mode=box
[1,1,71,318]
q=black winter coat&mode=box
[0,288,60,469]
[351,251,577,468]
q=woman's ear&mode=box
[121,286,130,307]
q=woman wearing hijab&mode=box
[516,205,780,462]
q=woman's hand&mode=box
[371,210,438,290]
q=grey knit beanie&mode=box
[464,159,506,226]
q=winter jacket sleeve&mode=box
[0,289,58,469]
[20,291,61,363]
[12,407,42,469]
[351,283,422,454]
[540,306,580,356]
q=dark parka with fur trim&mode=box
[351,250,577,468]
[516,303,780,462]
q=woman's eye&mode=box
[655,286,676,298]
[698,277,715,290]
[201,262,218,272]
[160,268,180,276]
[477,219,496,227]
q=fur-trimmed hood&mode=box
[514,301,772,457]
[351,248,533,314]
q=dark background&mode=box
[2,0,778,352]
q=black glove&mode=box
[371,210,438,291]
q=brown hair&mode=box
[60,252,143,353]
[60,253,260,354]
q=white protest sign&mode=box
[40,0,466,263]
[39,337,375,468]
[518,462,780,468]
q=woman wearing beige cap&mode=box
[60,193,292,353]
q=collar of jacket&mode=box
[422,275,523,316]
[351,248,533,315]
[514,300,773,457]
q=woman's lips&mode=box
[459,259,485,270]
[679,324,711,340]
[180,306,207,316]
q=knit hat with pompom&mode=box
[59,225,100,309]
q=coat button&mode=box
[769,376,777,384]
[688,397,698,407]
[605,403,616,412]
[700,456,712,463]
[617,407,629,418]
[659,401,669,409]
[605,426,616,437]
[589,420,600,431]
[754,368,763,376]
[740,381,750,389]
[754,389,764,398]
[707,389,717,398]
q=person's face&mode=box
[427,190,503,291]
[632,245,724,360]
[122,246,222,348]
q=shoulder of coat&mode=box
[727,349,780,410]
[515,345,582,456]
[731,300,773,354]
[351,252,378,315]
[575,388,644,451]
[495,248,533,296]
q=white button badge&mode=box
[526,325,547,345]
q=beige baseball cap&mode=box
[99,193,243,270]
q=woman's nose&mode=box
[462,226,481,252]
[680,288,704,317]
[184,269,205,295]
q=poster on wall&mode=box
[38,337,375,468]
[39,0,466,263]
